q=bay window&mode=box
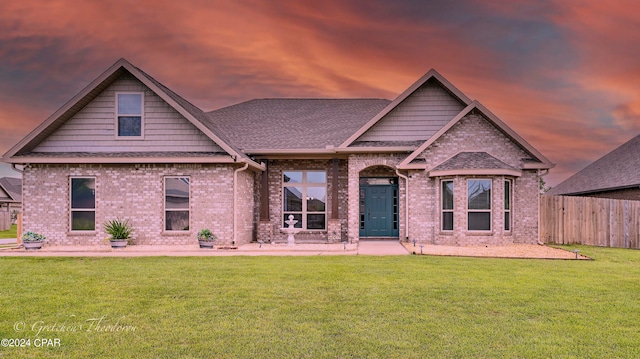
[467,179,491,231]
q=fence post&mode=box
[16,213,22,245]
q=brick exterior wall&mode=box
[409,114,541,245]
[22,163,254,246]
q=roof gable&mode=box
[0,177,21,202]
[3,59,262,169]
[549,134,640,195]
[398,101,554,169]
[340,69,472,148]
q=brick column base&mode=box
[257,220,273,243]
[327,219,342,243]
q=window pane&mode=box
[118,116,142,136]
[307,187,326,212]
[71,178,95,209]
[166,211,189,231]
[442,212,453,231]
[468,212,491,231]
[442,181,454,210]
[283,171,302,183]
[284,187,303,211]
[118,93,142,114]
[283,213,302,228]
[307,214,326,230]
[468,179,491,210]
[307,171,326,183]
[165,178,190,209]
[504,181,511,210]
[72,211,95,231]
[504,212,511,231]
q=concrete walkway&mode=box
[0,240,410,257]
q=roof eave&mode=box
[5,156,238,164]
[428,169,522,177]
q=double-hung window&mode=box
[116,92,143,137]
[467,179,492,231]
[165,177,190,231]
[283,171,326,230]
[504,179,512,231]
[441,180,454,231]
[70,177,96,231]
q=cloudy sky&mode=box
[1,0,639,185]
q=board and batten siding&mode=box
[33,74,224,153]
[357,79,465,142]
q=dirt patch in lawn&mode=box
[401,243,591,260]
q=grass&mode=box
[0,245,639,358]
[0,224,17,239]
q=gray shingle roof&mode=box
[0,177,22,202]
[549,134,640,195]
[432,152,518,172]
[206,99,391,150]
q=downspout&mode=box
[395,169,409,242]
[233,162,250,245]
[11,164,24,174]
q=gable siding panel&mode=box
[33,74,223,153]
[358,80,465,142]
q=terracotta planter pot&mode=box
[23,241,43,250]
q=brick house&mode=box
[2,59,553,247]
[548,134,640,200]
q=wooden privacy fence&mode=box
[540,195,640,248]
[0,211,10,231]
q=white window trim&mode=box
[504,179,512,232]
[466,178,492,232]
[69,176,96,232]
[164,176,190,233]
[441,179,454,232]
[115,91,144,139]
[282,170,327,231]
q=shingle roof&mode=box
[0,177,22,202]
[432,152,518,172]
[549,134,640,195]
[206,99,391,150]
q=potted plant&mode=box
[22,231,45,250]
[197,229,217,249]
[104,218,133,249]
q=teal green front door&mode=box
[359,179,399,237]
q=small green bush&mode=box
[103,218,133,240]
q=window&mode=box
[441,180,454,231]
[70,177,96,231]
[283,170,326,230]
[504,179,512,231]
[116,92,143,137]
[467,179,491,231]
[165,177,190,231]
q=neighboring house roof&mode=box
[428,152,521,177]
[2,59,263,170]
[398,101,554,170]
[0,177,22,203]
[206,99,390,152]
[549,134,640,196]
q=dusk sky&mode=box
[1,0,639,186]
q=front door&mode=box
[359,178,399,237]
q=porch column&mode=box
[327,158,342,242]
[257,160,272,243]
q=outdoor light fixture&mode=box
[343,241,347,250]
[258,240,264,248]
[573,249,580,259]
[413,239,417,247]
[420,244,424,255]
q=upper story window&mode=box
[467,179,492,231]
[283,170,327,230]
[116,92,143,137]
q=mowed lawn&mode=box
[1,246,639,358]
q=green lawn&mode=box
[1,245,639,358]
[0,224,17,239]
